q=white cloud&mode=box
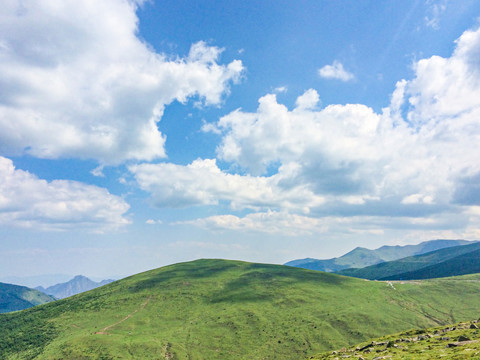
[129,158,324,212]
[145,219,162,225]
[425,0,447,29]
[318,61,355,81]
[215,92,388,178]
[0,156,130,231]
[0,0,243,164]
[179,211,326,236]
[178,211,464,236]
[201,120,222,135]
[121,25,480,238]
[295,89,320,110]
[204,25,480,224]
[403,26,480,126]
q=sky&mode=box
[2,0,480,284]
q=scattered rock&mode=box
[458,335,471,342]
[358,342,374,352]
[470,324,479,329]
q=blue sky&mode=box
[2,0,480,284]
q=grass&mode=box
[1,259,480,359]
[311,319,480,359]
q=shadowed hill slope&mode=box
[285,239,474,272]
[1,259,480,359]
[386,248,480,280]
[0,282,55,313]
[337,241,480,280]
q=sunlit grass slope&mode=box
[1,259,480,359]
[312,318,480,359]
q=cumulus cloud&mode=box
[295,88,320,109]
[179,25,480,233]
[0,0,243,164]
[0,156,130,231]
[129,159,324,212]
[127,25,480,237]
[318,61,355,81]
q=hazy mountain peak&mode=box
[37,275,114,299]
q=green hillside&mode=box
[286,239,474,272]
[312,318,480,359]
[337,242,480,280]
[1,259,480,359]
[0,282,55,313]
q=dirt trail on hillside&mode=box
[95,297,152,335]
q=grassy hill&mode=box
[0,282,55,313]
[285,239,474,272]
[312,317,480,359]
[1,259,480,359]
[337,241,480,280]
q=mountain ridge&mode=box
[285,239,476,272]
[36,275,115,299]
[337,241,480,280]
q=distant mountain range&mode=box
[0,282,55,313]
[36,275,115,299]
[337,241,480,280]
[0,274,76,289]
[285,239,476,272]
